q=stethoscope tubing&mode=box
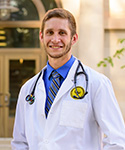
[26,60,88,104]
[74,60,88,99]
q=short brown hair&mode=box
[41,8,77,37]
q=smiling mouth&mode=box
[49,45,63,49]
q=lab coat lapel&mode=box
[54,60,78,102]
[36,67,47,115]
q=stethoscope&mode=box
[26,60,88,104]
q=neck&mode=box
[48,55,72,69]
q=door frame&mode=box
[0,55,4,137]
[0,49,43,137]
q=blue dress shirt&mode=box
[43,55,75,107]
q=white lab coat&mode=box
[11,60,125,150]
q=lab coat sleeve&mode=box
[11,85,29,150]
[92,76,125,150]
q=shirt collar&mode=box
[47,55,75,80]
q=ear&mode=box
[71,33,78,45]
[39,31,43,42]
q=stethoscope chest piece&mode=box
[70,86,85,99]
[26,94,35,105]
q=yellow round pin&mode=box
[70,86,85,99]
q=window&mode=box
[10,0,39,21]
[0,28,40,48]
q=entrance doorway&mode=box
[0,52,41,137]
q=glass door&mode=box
[9,59,36,117]
[0,53,40,137]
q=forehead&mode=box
[44,17,71,31]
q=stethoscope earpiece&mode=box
[26,94,35,105]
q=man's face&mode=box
[40,18,77,60]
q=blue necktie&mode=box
[45,70,61,118]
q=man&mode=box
[11,8,125,150]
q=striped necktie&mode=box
[45,70,61,118]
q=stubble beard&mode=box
[44,41,72,59]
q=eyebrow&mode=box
[45,28,67,33]
[45,28,53,32]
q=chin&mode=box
[48,54,63,59]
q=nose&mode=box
[51,34,61,43]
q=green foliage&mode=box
[121,65,125,69]
[97,38,125,69]
[118,38,125,44]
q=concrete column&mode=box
[78,0,104,72]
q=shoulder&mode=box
[72,59,112,88]
[82,64,115,102]
[83,64,111,87]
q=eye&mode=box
[46,30,54,35]
[59,31,66,35]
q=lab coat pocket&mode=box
[59,101,88,128]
